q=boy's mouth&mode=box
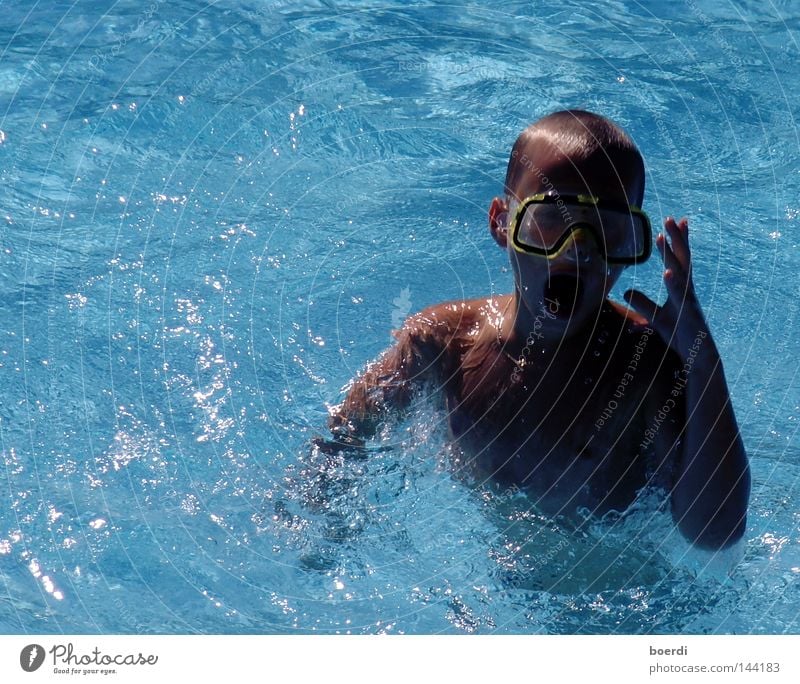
[544,273,582,317]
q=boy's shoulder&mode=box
[394,295,506,346]
[394,296,682,386]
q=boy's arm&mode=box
[626,218,750,550]
[671,339,749,548]
[324,312,445,448]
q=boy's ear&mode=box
[488,196,509,248]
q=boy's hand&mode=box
[623,217,713,358]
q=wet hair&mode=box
[503,110,645,203]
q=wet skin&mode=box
[327,139,750,549]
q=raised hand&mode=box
[623,217,712,358]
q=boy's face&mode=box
[492,140,644,336]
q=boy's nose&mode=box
[558,226,597,263]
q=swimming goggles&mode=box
[508,193,652,265]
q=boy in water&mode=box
[323,110,750,550]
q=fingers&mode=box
[664,216,691,271]
[627,216,700,356]
[657,217,695,302]
[623,289,659,322]
[609,298,649,325]
[312,434,367,455]
[655,230,683,277]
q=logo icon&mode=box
[20,644,45,672]
[390,287,412,342]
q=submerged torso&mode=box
[435,296,671,518]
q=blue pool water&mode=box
[1,1,799,634]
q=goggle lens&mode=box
[512,196,651,264]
